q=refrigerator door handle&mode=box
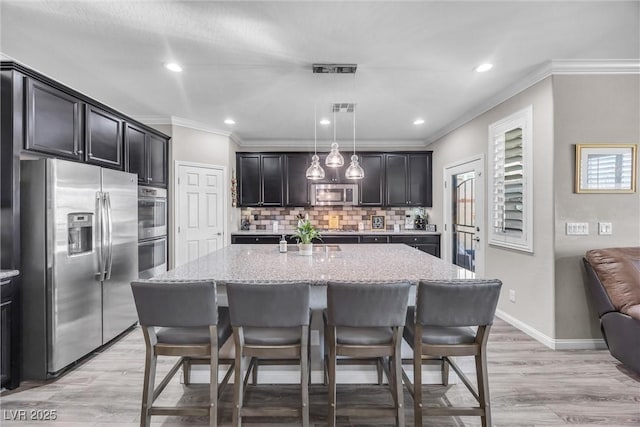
[105,192,114,280]
[96,191,106,280]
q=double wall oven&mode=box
[138,186,167,279]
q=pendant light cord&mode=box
[314,104,317,154]
[352,74,357,155]
[333,110,336,142]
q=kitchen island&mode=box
[154,243,474,384]
[156,242,468,286]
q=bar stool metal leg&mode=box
[140,334,157,427]
[327,326,337,427]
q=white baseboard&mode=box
[495,309,606,350]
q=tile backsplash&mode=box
[239,206,431,232]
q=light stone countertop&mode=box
[0,270,20,280]
[231,230,440,236]
[155,243,471,285]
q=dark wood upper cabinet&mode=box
[385,152,432,207]
[148,134,167,186]
[237,153,284,207]
[407,153,432,206]
[386,154,409,206]
[261,154,284,206]
[124,123,168,187]
[284,153,311,206]
[25,78,83,160]
[124,123,147,183]
[85,105,123,168]
[238,154,261,206]
[359,153,384,206]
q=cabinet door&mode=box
[0,299,10,387]
[261,154,283,206]
[407,153,431,206]
[385,154,408,206]
[359,153,384,206]
[238,154,261,206]
[125,124,147,183]
[148,134,167,186]
[26,78,82,160]
[85,105,123,168]
[0,279,12,388]
[285,153,310,206]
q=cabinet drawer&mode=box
[232,235,280,244]
[319,236,360,244]
[360,235,389,244]
[389,235,439,245]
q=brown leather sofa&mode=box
[583,247,640,373]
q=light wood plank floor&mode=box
[2,319,639,426]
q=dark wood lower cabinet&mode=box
[389,235,440,257]
[232,234,441,258]
[1,277,19,389]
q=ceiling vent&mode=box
[313,63,357,74]
[332,103,355,113]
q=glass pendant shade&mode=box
[325,142,344,167]
[345,154,365,179]
[306,154,325,180]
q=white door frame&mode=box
[442,154,485,276]
[174,160,228,265]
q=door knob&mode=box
[473,236,480,242]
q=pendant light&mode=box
[345,105,365,179]
[306,105,325,180]
[325,110,344,167]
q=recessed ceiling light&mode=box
[413,119,425,125]
[319,119,331,125]
[164,62,183,73]
[475,63,493,73]
[224,118,236,125]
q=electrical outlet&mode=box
[598,222,613,235]
[509,289,516,303]
[566,222,589,235]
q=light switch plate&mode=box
[598,222,613,235]
[566,222,589,235]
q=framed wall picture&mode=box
[575,144,637,193]
[370,215,385,230]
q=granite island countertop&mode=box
[231,230,440,236]
[0,270,20,280]
[155,243,471,285]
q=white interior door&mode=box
[176,163,225,267]
[443,156,485,276]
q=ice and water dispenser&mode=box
[67,213,93,255]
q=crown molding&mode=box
[238,139,428,151]
[133,115,243,142]
[426,59,640,144]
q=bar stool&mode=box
[225,282,311,427]
[130,280,234,427]
[402,279,502,427]
[324,281,411,427]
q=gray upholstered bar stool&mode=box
[130,280,234,427]
[325,281,411,427]
[225,282,311,427]
[402,279,502,427]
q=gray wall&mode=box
[429,77,557,338]
[553,74,640,339]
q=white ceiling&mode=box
[1,1,638,148]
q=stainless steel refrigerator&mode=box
[21,158,138,379]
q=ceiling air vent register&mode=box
[312,63,357,74]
